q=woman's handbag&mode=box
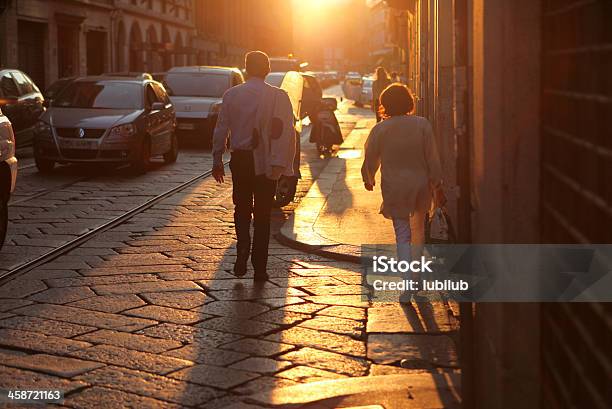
[425,207,456,244]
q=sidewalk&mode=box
[270,116,461,408]
[279,118,393,261]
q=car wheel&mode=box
[273,176,297,208]
[163,133,179,164]
[0,198,7,250]
[131,137,151,174]
[35,157,55,173]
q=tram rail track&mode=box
[0,162,227,284]
[8,176,93,206]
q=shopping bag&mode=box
[425,207,456,244]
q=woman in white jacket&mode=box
[361,84,446,298]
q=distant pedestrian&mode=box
[212,51,296,281]
[372,66,391,122]
[361,84,446,300]
[390,71,400,83]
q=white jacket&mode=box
[252,83,297,178]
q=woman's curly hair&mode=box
[378,83,416,119]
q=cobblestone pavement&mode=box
[2,149,217,272]
[0,91,459,408]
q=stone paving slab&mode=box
[0,315,95,337]
[67,344,194,375]
[367,334,459,368]
[0,364,87,394]
[367,303,459,334]
[3,353,105,377]
[75,365,224,407]
[12,303,157,331]
[167,364,260,389]
[0,328,92,355]
[75,329,183,353]
[246,373,461,409]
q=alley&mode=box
[0,92,460,408]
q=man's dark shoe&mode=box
[233,251,249,277]
[253,271,269,282]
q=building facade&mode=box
[0,0,293,90]
[0,0,196,89]
[386,1,611,408]
[193,0,293,67]
[366,0,418,79]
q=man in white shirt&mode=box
[212,51,296,281]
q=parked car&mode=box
[33,76,177,174]
[0,108,18,249]
[358,77,374,107]
[163,66,243,145]
[342,73,363,103]
[102,72,153,80]
[0,68,45,148]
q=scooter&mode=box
[309,97,343,156]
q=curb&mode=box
[275,230,361,264]
[276,118,375,265]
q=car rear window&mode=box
[53,81,143,109]
[164,73,230,98]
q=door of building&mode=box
[86,30,106,75]
[57,24,79,78]
[17,20,46,89]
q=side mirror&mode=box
[150,102,165,111]
[43,99,51,108]
[320,97,337,111]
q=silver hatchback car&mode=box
[33,76,177,174]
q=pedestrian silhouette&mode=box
[211,50,296,281]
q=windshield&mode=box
[265,73,285,87]
[164,73,229,98]
[45,79,73,99]
[53,82,143,109]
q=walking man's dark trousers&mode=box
[230,150,276,278]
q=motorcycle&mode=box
[309,97,343,156]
